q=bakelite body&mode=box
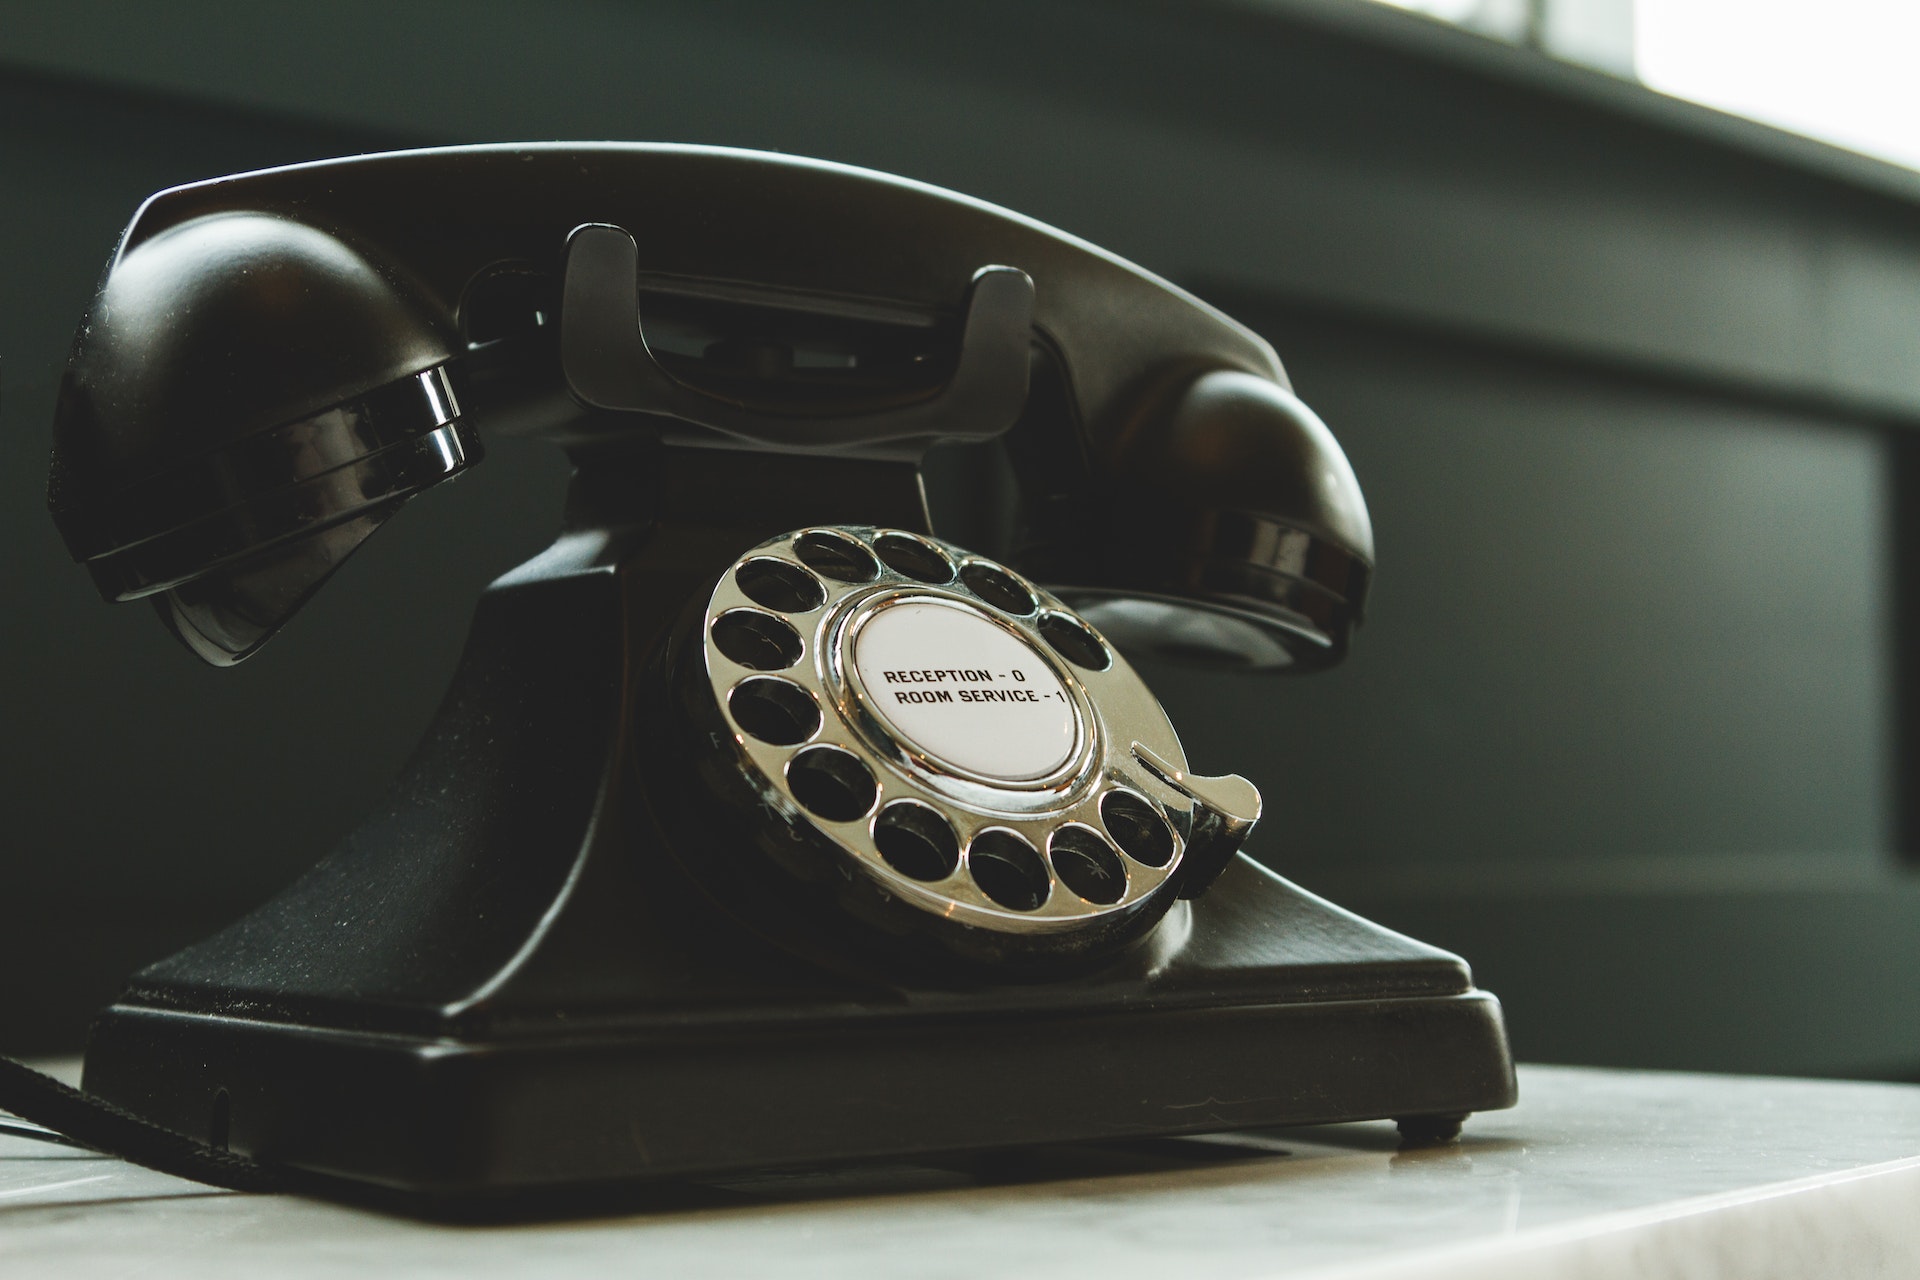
[48,145,1511,1204]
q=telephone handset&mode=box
[43,145,1511,1202]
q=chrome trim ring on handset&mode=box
[687,525,1262,960]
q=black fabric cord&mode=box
[0,1055,283,1193]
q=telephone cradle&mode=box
[48,144,1515,1203]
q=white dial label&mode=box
[851,600,1076,781]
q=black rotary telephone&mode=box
[31,144,1512,1204]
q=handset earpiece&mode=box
[1058,367,1374,672]
[47,212,477,665]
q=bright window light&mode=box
[1369,0,1531,40]
[1636,0,1920,171]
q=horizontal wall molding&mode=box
[5,0,1920,420]
[1329,880,1920,1077]
[1207,282,1920,434]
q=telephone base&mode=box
[79,528,1514,1205]
[82,863,1515,1202]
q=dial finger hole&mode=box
[794,530,880,583]
[873,800,961,881]
[960,561,1037,616]
[874,532,955,584]
[1050,824,1128,905]
[711,609,803,670]
[736,557,826,613]
[786,746,878,823]
[967,829,1051,912]
[1039,611,1112,672]
[1101,790,1175,867]
[728,677,821,746]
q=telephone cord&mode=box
[0,1055,284,1193]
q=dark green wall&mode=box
[3,0,1918,1073]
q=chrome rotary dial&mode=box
[695,525,1255,942]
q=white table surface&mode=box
[4,1063,1919,1279]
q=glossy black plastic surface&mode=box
[82,447,1512,1201]
[562,224,1037,448]
[51,145,1507,1206]
[48,212,477,663]
[52,213,456,492]
[1062,370,1374,669]
[50,144,1374,668]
